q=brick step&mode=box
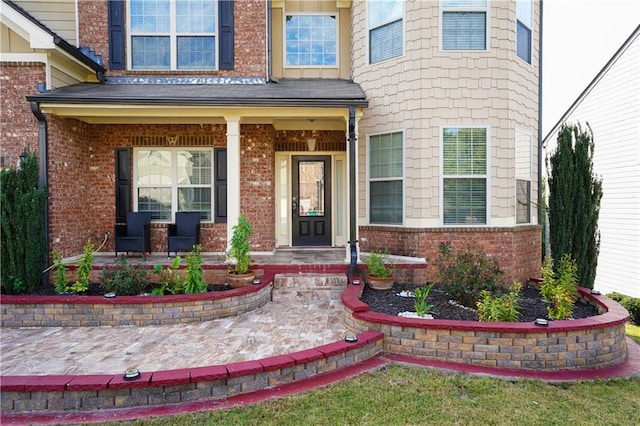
[272,273,347,302]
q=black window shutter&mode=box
[218,0,235,70]
[108,0,125,70]
[115,147,131,223]
[214,148,227,222]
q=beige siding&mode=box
[12,0,77,45]
[352,0,539,227]
[271,0,351,79]
[1,24,34,52]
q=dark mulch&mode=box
[360,282,600,322]
[27,282,231,296]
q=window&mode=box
[442,127,487,224]
[516,0,532,63]
[129,0,217,70]
[135,148,213,221]
[442,0,488,50]
[368,0,404,64]
[515,130,532,223]
[285,15,337,66]
[369,132,403,224]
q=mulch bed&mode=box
[360,283,600,322]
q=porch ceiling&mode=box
[26,78,368,128]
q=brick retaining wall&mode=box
[0,331,384,412]
[341,280,630,371]
[1,276,273,328]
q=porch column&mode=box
[225,115,241,247]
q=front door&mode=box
[292,156,331,246]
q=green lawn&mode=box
[628,323,640,344]
[102,364,640,426]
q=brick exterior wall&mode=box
[0,63,43,166]
[77,0,267,77]
[46,118,277,257]
[359,225,542,285]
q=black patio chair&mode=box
[114,212,151,257]
[168,212,201,256]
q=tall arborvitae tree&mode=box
[0,151,47,294]
[546,123,602,289]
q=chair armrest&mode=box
[168,223,177,237]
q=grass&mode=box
[627,323,640,344]
[99,365,640,426]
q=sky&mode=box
[542,0,640,136]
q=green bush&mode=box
[183,245,206,294]
[152,256,183,295]
[607,293,640,325]
[0,151,47,294]
[434,242,507,308]
[540,254,578,320]
[477,282,521,322]
[414,283,435,317]
[100,256,149,296]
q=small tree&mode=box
[546,123,602,289]
[0,151,47,294]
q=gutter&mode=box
[29,101,49,286]
[53,36,106,83]
[538,0,544,259]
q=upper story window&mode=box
[368,132,404,225]
[285,14,337,66]
[442,127,488,225]
[368,0,404,64]
[129,0,217,70]
[516,0,532,63]
[442,0,488,51]
[135,148,213,221]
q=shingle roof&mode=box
[27,79,369,108]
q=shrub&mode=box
[100,256,150,296]
[546,122,602,289]
[183,245,206,294]
[607,293,640,325]
[70,241,95,293]
[0,151,47,294]
[414,283,435,317]
[434,242,507,308]
[477,282,522,322]
[51,251,68,294]
[364,251,394,279]
[540,254,578,320]
[151,256,182,295]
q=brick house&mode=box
[0,0,542,283]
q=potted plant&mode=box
[364,251,395,290]
[226,215,254,287]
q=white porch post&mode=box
[225,115,241,248]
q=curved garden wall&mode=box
[341,281,630,371]
[0,279,273,328]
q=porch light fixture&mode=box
[307,138,317,152]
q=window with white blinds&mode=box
[368,0,404,64]
[442,0,487,50]
[442,127,488,224]
[369,132,403,224]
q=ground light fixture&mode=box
[345,335,358,343]
[534,318,549,326]
[123,368,141,381]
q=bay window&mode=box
[442,0,488,51]
[369,132,403,224]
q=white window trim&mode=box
[126,0,218,71]
[133,147,215,223]
[283,12,339,69]
[366,1,406,65]
[439,125,491,226]
[366,129,406,226]
[439,0,491,52]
